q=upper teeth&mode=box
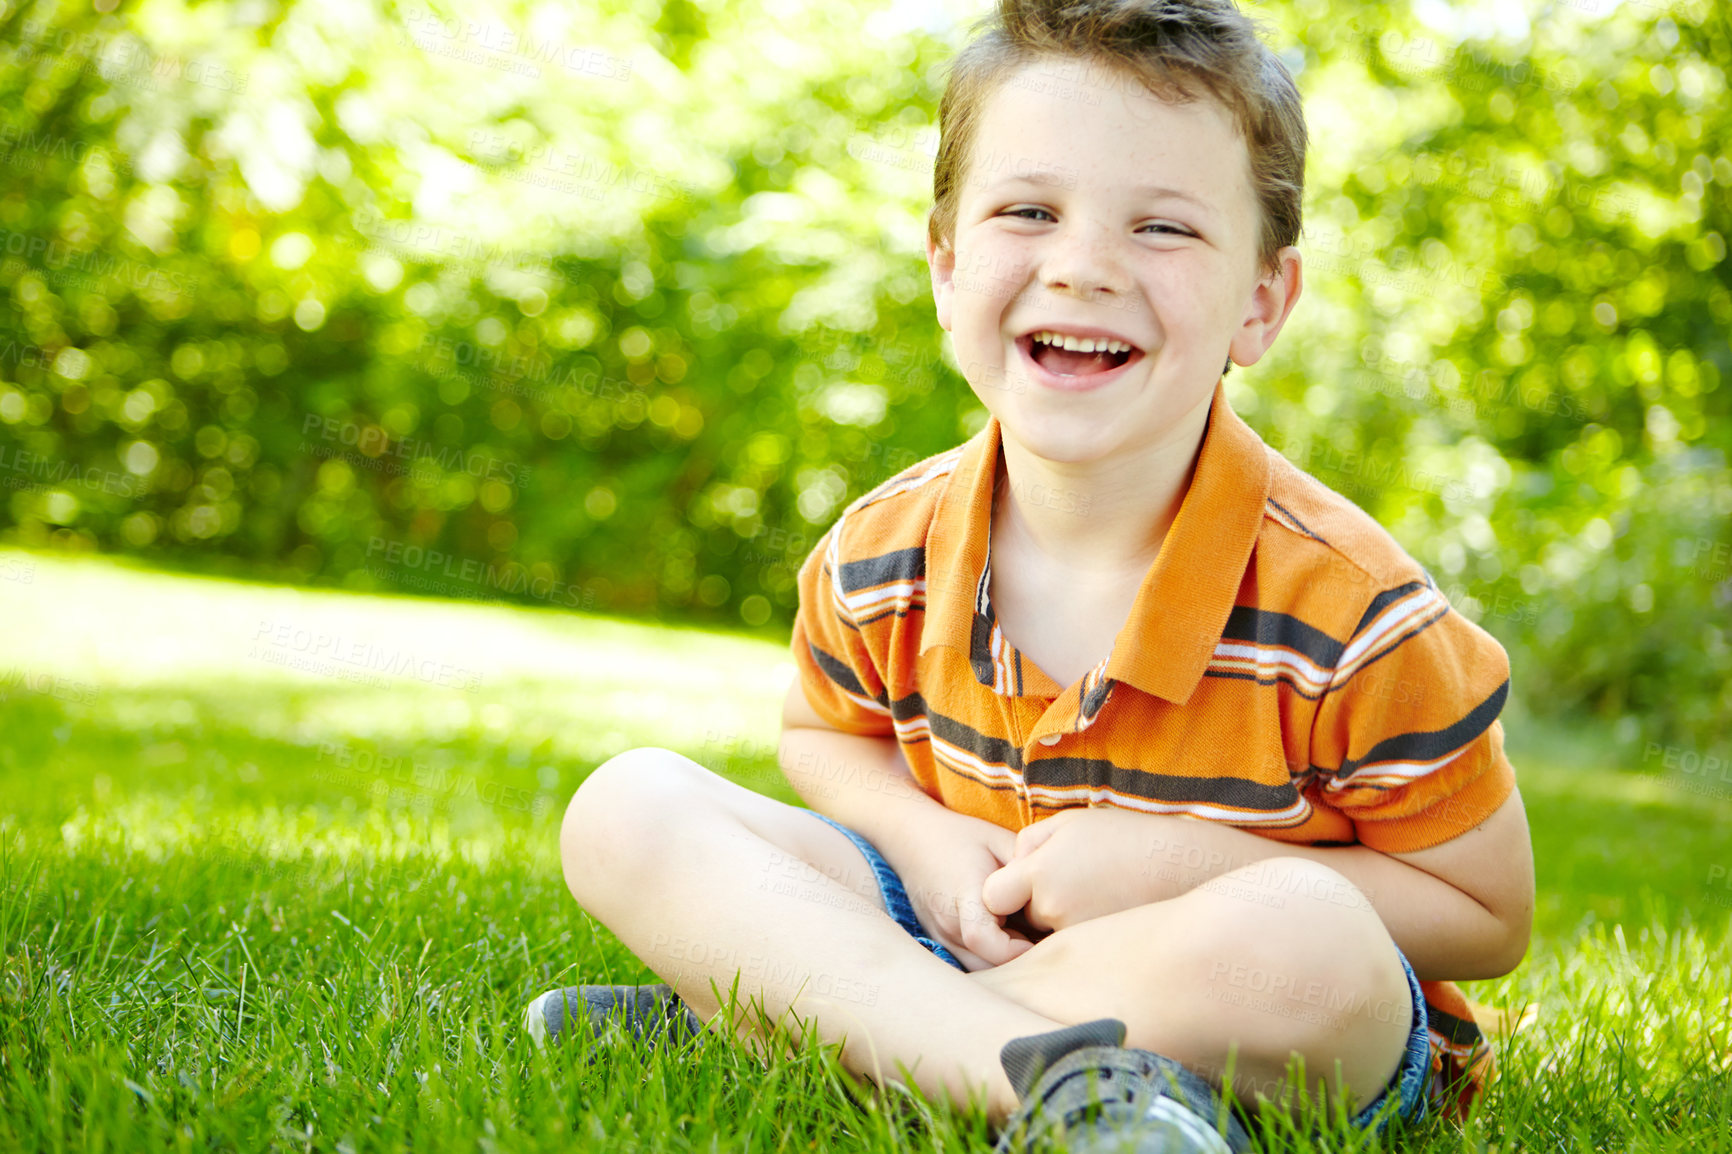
[1031,331,1134,354]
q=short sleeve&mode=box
[1309,575,1516,854]
[789,525,896,737]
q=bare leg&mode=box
[969,857,1416,1122]
[561,747,1062,1123]
[561,747,1412,1128]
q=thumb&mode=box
[981,856,1033,918]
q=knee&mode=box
[1193,857,1407,1034]
[1197,856,1379,946]
[560,746,706,894]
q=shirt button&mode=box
[1038,733,1062,746]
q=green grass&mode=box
[1,546,1728,1152]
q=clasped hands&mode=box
[906,804,1193,971]
[983,804,1173,933]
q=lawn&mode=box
[1,547,1727,1152]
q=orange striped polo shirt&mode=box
[789,379,1514,1117]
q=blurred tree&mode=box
[0,0,1725,753]
[1259,1,1731,750]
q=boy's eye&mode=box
[998,207,1195,238]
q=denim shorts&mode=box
[806,810,1431,1135]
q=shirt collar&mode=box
[919,380,1271,706]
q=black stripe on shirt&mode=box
[856,602,927,628]
[838,546,926,594]
[1426,1004,1484,1046]
[928,705,1027,772]
[1082,674,1114,718]
[1267,496,1330,546]
[1328,680,1510,781]
[1026,756,1303,812]
[1321,602,1450,698]
[1221,605,1346,670]
[922,704,1307,817]
[1203,667,1329,700]
[807,640,886,706]
[1351,580,1430,639]
[888,689,930,725]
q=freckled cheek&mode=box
[1138,278,1204,339]
[960,248,1034,298]
[1147,268,1237,338]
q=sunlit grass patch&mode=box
[1,548,1729,1151]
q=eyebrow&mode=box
[988,171,1217,215]
[1129,184,1214,212]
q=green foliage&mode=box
[1257,1,1732,755]
[0,0,1726,753]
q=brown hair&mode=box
[927,0,1306,277]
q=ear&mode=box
[926,224,956,333]
[1228,245,1302,368]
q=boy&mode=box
[529,0,1535,1149]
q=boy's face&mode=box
[926,56,1300,466]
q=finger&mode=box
[958,917,1012,968]
[958,897,1024,966]
[931,906,997,972]
[1012,815,1064,860]
[958,931,1034,970]
[913,888,1000,972]
[980,858,1033,918]
[916,914,989,973]
[949,940,998,973]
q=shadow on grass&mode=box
[0,672,802,831]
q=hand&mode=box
[888,809,1039,972]
[981,807,1164,934]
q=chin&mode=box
[994,405,1126,464]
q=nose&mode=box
[1038,218,1132,301]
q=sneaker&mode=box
[522,983,704,1055]
[992,1018,1252,1154]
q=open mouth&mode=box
[1019,330,1143,378]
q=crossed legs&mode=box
[559,747,1413,1129]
